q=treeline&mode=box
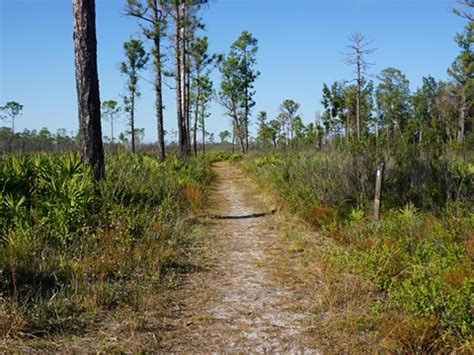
[255,22,473,150]
[0,126,152,154]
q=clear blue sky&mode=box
[0,0,469,142]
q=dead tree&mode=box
[344,33,375,141]
[73,0,105,181]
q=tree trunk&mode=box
[356,61,361,141]
[73,0,104,181]
[232,114,245,154]
[232,126,235,153]
[175,1,188,158]
[131,87,136,153]
[193,83,200,156]
[458,91,466,144]
[185,38,192,155]
[180,1,190,156]
[244,86,249,154]
[151,1,165,162]
[202,108,205,154]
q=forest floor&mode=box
[160,161,320,352]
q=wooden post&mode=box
[373,161,385,221]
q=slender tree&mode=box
[218,31,259,154]
[101,100,121,144]
[279,99,300,147]
[232,31,260,153]
[124,0,167,161]
[73,0,105,181]
[197,74,213,153]
[344,33,375,141]
[0,101,23,134]
[120,38,149,153]
[218,52,246,153]
[256,111,272,147]
[189,36,219,155]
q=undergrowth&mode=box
[0,152,214,343]
[241,147,473,352]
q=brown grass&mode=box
[379,314,445,352]
[181,184,203,211]
[303,204,336,228]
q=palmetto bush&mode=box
[0,153,94,245]
[0,152,214,337]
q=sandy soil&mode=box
[160,161,320,353]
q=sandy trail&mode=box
[161,161,319,353]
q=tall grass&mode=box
[0,152,214,339]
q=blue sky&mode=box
[0,0,469,142]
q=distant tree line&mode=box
[254,21,473,150]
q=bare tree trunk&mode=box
[175,1,190,158]
[193,83,200,156]
[151,1,165,162]
[232,114,245,154]
[111,116,114,144]
[175,2,184,157]
[244,85,249,154]
[232,125,235,154]
[237,126,245,154]
[180,1,190,156]
[131,87,136,153]
[185,39,192,155]
[73,0,104,181]
[202,107,205,154]
[458,91,466,144]
[356,58,361,141]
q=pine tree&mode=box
[73,0,104,181]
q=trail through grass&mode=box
[160,161,383,352]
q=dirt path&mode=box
[161,161,319,353]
